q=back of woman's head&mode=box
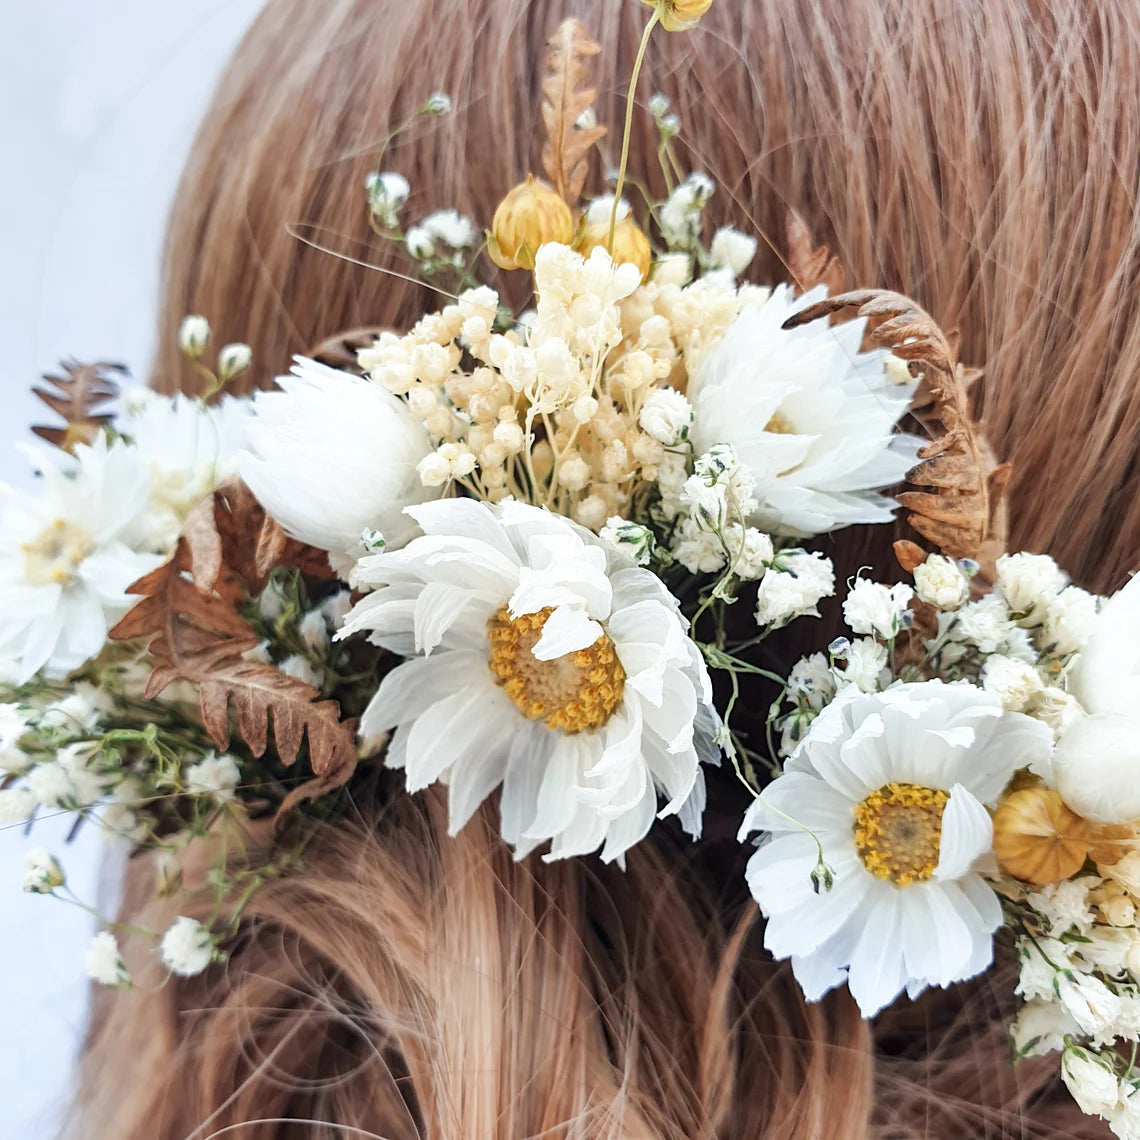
[75,0,1140,1136]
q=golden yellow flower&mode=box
[641,0,713,32]
[992,787,1090,885]
[575,208,652,282]
[488,176,574,272]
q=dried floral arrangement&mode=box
[4,2,1140,1132]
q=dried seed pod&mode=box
[575,214,652,281]
[1088,823,1140,866]
[488,176,574,272]
[992,787,1090,885]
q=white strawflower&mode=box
[237,358,437,570]
[1053,575,1140,823]
[754,551,835,628]
[638,387,693,445]
[842,579,913,640]
[177,314,210,358]
[688,285,919,537]
[84,931,129,987]
[741,681,1052,1016]
[160,916,215,977]
[279,653,324,689]
[914,554,970,610]
[0,786,35,821]
[787,653,835,711]
[709,226,758,276]
[981,654,1045,712]
[1042,585,1099,656]
[599,517,654,567]
[0,436,161,681]
[995,552,1067,623]
[23,847,64,894]
[298,609,330,655]
[421,209,477,249]
[216,342,252,381]
[338,498,719,863]
[185,752,240,800]
[0,703,30,772]
[1011,1000,1080,1057]
[836,637,888,692]
[1061,1047,1121,1118]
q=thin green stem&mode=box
[609,8,661,252]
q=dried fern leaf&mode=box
[540,19,606,206]
[109,482,355,816]
[32,360,125,452]
[785,211,846,296]
[784,290,1008,568]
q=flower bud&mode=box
[177,315,210,359]
[488,176,574,272]
[641,0,714,33]
[22,847,64,894]
[217,342,252,381]
[424,92,452,116]
[575,197,652,281]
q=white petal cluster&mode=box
[995,552,1068,623]
[184,752,241,801]
[84,931,129,988]
[659,173,715,250]
[0,703,30,773]
[339,499,719,863]
[688,285,920,537]
[833,637,889,693]
[981,653,1045,712]
[709,226,758,277]
[237,358,438,570]
[842,578,913,640]
[741,680,1052,1016]
[23,847,64,894]
[160,916,215,977]
[638,387,692,445]
[754,550,835,628]
[0,436,162,681]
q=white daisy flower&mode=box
[119,390,251,552]
[687,284,920,537]
[0,437,162,681]
[236,358,437,571]
[340,498,719,864]
[739,680,1052,1017]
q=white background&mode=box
[0,3,261,1135]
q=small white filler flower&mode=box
[339,498,720,863]
[739,680,1052,1016]
[160,916,215,977]
[688,284,919,537]
[84,931,130,987]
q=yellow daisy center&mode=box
[22,519,95,587]
[487,606,626,734]
[853,781,950,886]
[764,411,795,434]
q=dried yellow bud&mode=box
[576,215,652,282]
[488,176,573,271]
[641,0,713,32]
[992,787,1090,885]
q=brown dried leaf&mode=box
[108,482,355,816]
[32,361,125,453]
[785,211,846,296]
[540,19,607,206]
[784,290,1010,571]
[307,327,387,374]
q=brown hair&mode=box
[76,0,1139,1135]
